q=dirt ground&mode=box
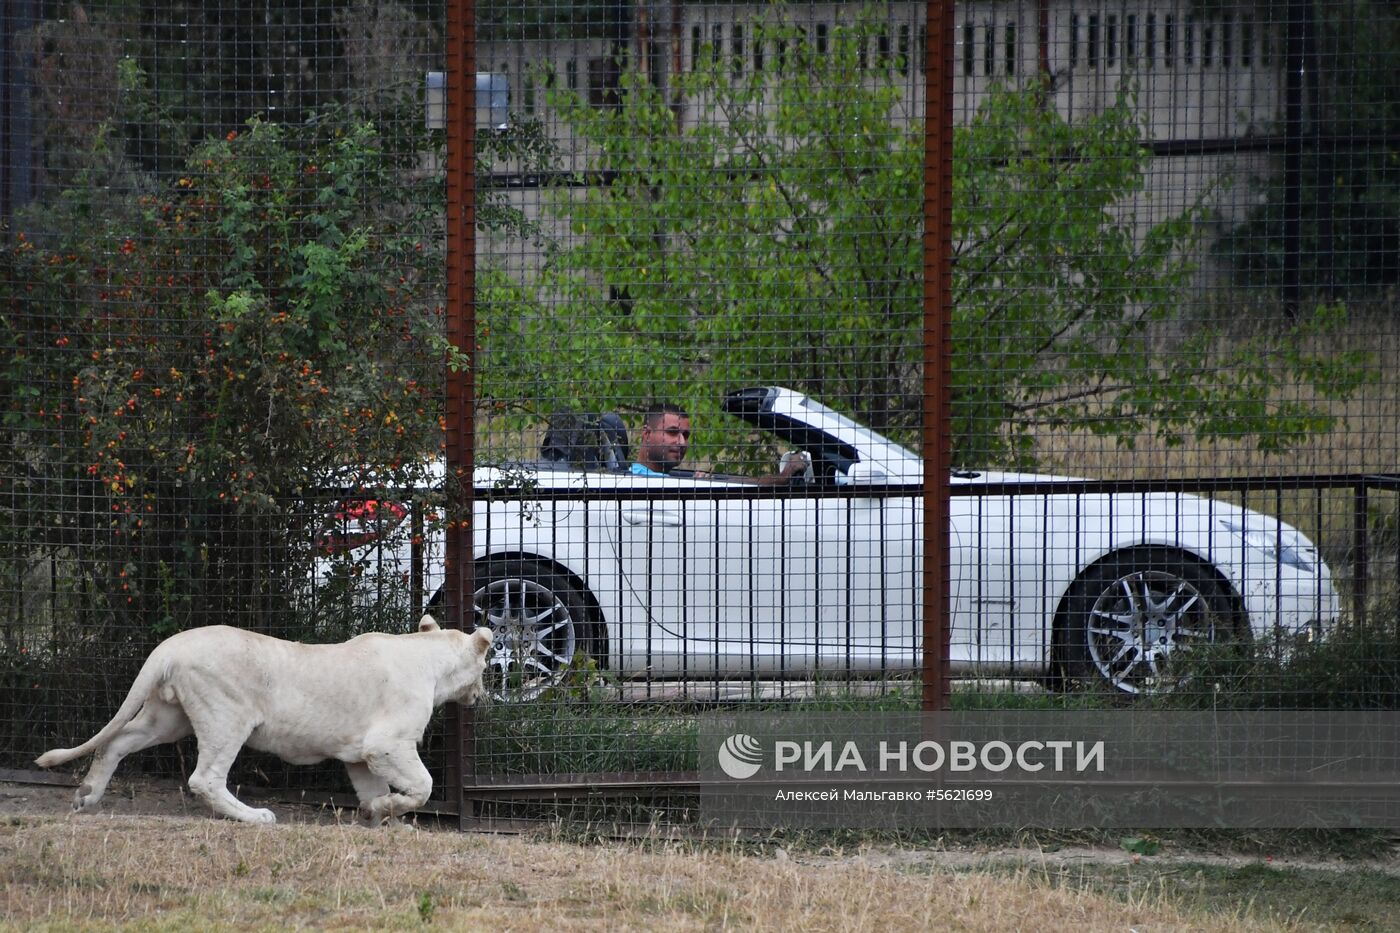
[0,774,355,825]
[6,773,1399,876]
[8,775,1400,931]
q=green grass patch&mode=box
[1160,601,1400,711]
[1012,858,1400,931]
[475,699,698,776]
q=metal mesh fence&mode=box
[2,0,1398,830]
[0,0,454,801]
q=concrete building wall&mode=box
[478,1,1284,282]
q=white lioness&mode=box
[35,616,492,825]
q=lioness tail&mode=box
[34,644,171,768]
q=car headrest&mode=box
[541,412,630,471]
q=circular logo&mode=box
[717,733,764,780]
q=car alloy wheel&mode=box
[1087,570,1216,694]
[1060,550,1236,696]
[472,560,592,701]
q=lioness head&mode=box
[460,626,494,706]
[418,614,494,705]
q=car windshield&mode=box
[795,396,918,462]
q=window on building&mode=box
[983,20,995,75]
[1088,14,1100,70]
[816,22,829,57]
[1164,14,1175,68]
[732,24,745,77]
[1184,15,1195,66]
[691,25,702,70]
[712,23,724,68]
[1004,21,1017,75]
[1070,14,1081,69]
[1241,15,1253,67]
[1126,14,1137,63]
[899,23,911,75]
[588,57,617,108]
[1145,14,1156,69]
[1106,14,1118,67]
[963,21,975,76]
[1203,22,1213,68]
[1221,15,1232,68]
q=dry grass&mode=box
[1039,306,1400,482]
[0,813,1288,932]
[1031,306,1400,592]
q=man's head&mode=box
[636,403,692,474]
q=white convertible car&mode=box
[319,386,1339,697]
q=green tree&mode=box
[479,18,1366,469]
[0,36,563,758]
[952,85,1366,465]
[481,20,924,468]
[2,112,448,651]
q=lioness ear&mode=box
[418,614,440,633]
[471,627,493,654]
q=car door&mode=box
[609,480,921,682]
[827,485,920,678]
[607,486,715,679]
[609,484,806,680]
[948,477,1049,673]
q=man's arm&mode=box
[738,452,811,486]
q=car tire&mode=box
[449,559,603,702]
[1055,548,1241,696]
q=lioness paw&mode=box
[72,784,101,812]
[246,807,277,825]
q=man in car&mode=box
[630,402,810,485]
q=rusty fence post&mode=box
[444,0,477,830]
[922,0,955,713]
